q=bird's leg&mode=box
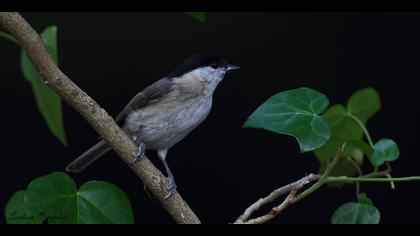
[131,137,146,165]
[162,160,177,199]
[158,150,177,199]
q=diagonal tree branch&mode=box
[0,12,200,224]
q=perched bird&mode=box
[66,54,239,198]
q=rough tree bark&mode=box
[0,12,201,224]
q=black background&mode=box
[0,12,419,224]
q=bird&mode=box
[66,54,239,198]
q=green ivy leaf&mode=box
[5,191,39,224]
[346,139,374,159]
[322,87,380,142]
[316,136,364,177]
[243,87,331,152]
[184,12,207,23]
[323,105,364,141]
[331,193,380,224]
[357,193,374,205]
[347,87,381,124]
[315,136,344,166]
[314,88,380,176]
[4,172,134,224]
[371,139,400,167]
[21,26,67,146]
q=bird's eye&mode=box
[210,63,219,69]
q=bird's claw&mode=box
[131,142,146,165]
[164,177,177,199]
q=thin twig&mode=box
[347,156,363,195]
[362,169,391,178]
[234,174,320,224]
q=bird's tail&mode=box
[66,140,112,173]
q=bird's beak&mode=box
[227,64,240,71]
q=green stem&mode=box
[297,177,323,201]
[326,176,420,183]
[298,145,345,201]
[347,113,374,147]
[0,31,18,44]
[297,147,420,201]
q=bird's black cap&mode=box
[168,54,228,78]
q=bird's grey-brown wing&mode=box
[115,77,174,125]
[67,78,173,173]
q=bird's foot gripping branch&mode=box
[1,12,419,224]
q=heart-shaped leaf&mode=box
[184,12,207,23]
[370,139,400,167]
[314,88,381,176]
[21,26,67,146]
[320,87,380,143]
[243,87,331,152]
[347,87,381,124]
[331,193,380,224]
[4,172,134,224]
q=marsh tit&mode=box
[66,54,239,198]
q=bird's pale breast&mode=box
[124,78,213,150]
